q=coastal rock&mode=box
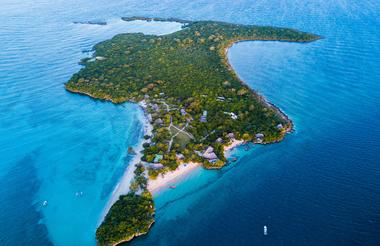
[127,147,136,155]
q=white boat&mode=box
[42,200,48,207]
[263,225,268,235]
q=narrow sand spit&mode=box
[99,101,152,223]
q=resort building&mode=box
[180,108,187,116]
[255,133,264,143]
[154,118,163,125]
[230,112,238,120]
[224,111,238,120]
[217,96,225,101]
[176,153,185,160]
[203,146,218,160]
[150,163,164,170]
[200,110,207,122]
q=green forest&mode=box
[96,164,154,245]
[96,192,154,245]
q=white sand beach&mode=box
[224,139,244,157]
[99,102,153,223]
[147,138,245,194]
[147,162,200,193]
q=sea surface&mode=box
[1,0,380,245]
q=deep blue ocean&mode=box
[1,0,379,245]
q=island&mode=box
[73,20,107,26]
[65,17,319,245]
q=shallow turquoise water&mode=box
[0,3,182,245]
[1,0,380,245]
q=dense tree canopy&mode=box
[96,192,154,246]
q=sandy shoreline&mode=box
[147,162,201,194]
[224,139,244,157]
[147,138,244,194]
[100,99,245,220]
[99,101,152,224]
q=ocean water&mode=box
[1,0,380,245]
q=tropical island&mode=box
[65,17,319,245]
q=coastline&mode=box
[147,138,245,194]
[148,162,201,194]
[224,139,245,157]
[223,40,294,135]
[111,220,155,246]
[99,101,153,224]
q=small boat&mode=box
[231,157,237,162]
[263,225,268,236]
[169,185,176,189]
[42,200,48,207]
[76,191,84,197]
